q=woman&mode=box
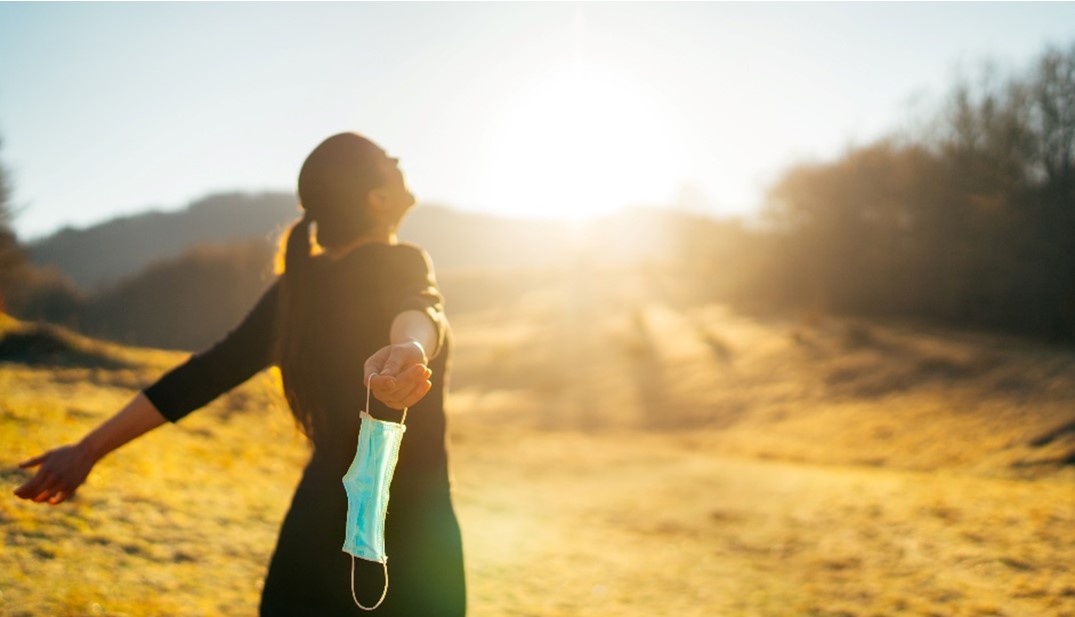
[13,133,467,616]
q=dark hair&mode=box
[274,132,388,438]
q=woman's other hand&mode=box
[11,393,167,505]
[363,340,433,410]
[13,444,97,505]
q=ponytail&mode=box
[274,211,323,439]
[285,211,315,275]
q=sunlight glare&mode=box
[472,62,687,222]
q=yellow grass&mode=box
[3,264,1074,616]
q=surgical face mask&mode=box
[342,377,408,611]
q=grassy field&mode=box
[2,265,1074,616]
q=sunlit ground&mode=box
[2,264,1074,616]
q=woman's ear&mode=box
[367,188,390,215]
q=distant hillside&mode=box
[28,192,297,290]
[27,193,580,290]
[26,192,725,291]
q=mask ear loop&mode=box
[349,373,409,611]
[351,555,389,611]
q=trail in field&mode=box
[447,264,1075,616]
[451,263,743,431]
[452,427,1075,617]
[452,264,1075,472]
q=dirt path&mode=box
[452,426,1075,617]
[446,265,1075,616]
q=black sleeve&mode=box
[381,244,446,358]
[142,278,281,423]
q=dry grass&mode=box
[3,264,1075,616]
[1,320,309,616]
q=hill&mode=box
[24,191,733,292]
[27,193,297,290]
[25,194,575,291]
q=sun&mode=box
[470,61,688,222]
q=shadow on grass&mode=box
[0,323,134,370]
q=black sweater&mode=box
[142,241,452,486]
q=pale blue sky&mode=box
[2,2,1074,240]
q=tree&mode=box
[1028,42,1075,200]
[0,136,27,311]
[80,239,276,350]
[757,39,1075,341]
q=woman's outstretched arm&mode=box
[13,392,167,505]
[14,278,280,505]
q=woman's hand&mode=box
[363,340,433,410]
[13,443,98,505]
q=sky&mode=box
[1,2,1075,241]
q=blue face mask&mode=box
[342,377,408,611]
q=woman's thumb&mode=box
[380,347,406,376]
[19,452,48,468]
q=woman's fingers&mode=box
[28,472,62,503]
[373,379,429,409]
[364,342,427,386]
[33,488,56,503]
[32,470,80,504]
[397,378,433,409]
[18,452,49,469]
[374,371,432,410]
[48,489,73,505]
[14,455,55,498]
[14,470,48,499]
[365,343,434,410]
[31,480,60,503]
[371,364,429,399]
[387,364,430,395]
[13,445,90,504]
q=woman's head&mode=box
[281,133,416,274]
[299,132,398,248]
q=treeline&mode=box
[0,176,289,350]
[740,41,1075,342]
[81,240,277,350]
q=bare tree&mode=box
[755,39,1075,341]
[1029,42,1075,199]
[0,136,27,310]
